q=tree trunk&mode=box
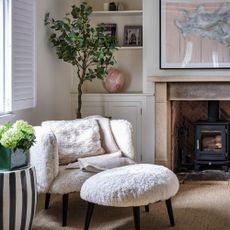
[77,80,84,118]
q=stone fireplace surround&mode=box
[149,76,230,170]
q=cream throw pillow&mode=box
[42,119,105,164]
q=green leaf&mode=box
[68,32,77,41]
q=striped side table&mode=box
[0,166,37,230]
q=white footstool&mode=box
[80,164,179,230]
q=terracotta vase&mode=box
[103,68,125,93]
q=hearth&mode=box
[194,101,230,171]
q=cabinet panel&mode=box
[82,101,105,117]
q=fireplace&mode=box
[149,77,230,171]
[194,101,230,171]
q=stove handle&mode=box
[196,139,200,150]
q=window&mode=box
[0,0,4,113]
[0,0,36,115]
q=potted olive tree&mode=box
[45,3,117,118]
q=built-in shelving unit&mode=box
[71,0,155,164]
[82,0,143,94]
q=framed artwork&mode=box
[160,0,230,69]
[123,25,142,46]
[98,23,117,46]
[100,23,117,37]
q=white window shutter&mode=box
[11,0,36,111]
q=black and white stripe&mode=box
[0,166,37,230]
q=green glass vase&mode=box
[0,146,29,170]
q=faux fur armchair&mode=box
[30,118,135,226]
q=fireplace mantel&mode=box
[150,76,230,169]
[149,76,230,83]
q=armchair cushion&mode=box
[48,166,94,194]
[42,119,105,165]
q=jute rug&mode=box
[32,184,230,230]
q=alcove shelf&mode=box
[118,46,143,50]
[91,10,143,16]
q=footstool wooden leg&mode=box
[45,193,51,209]
[165,198,175,226]
[144,205,149,212]
[133,207,140,230]
[84,202,95,230]
[62,193,69,226]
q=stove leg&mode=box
[194,163,200,172]
[222,165,228,172]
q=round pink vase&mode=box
[103,68,125,93]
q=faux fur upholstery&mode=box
[110,120,135,160]
[30,126,59,193]
[49,166,94,194]
[93,117,119,153]
[80,164,179,207]
[42,119,105,164]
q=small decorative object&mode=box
[123,25,142,46]
[109,2,117,11]
[0,120,36,170]
[104,2,109,11]
[103,68,125,93]
[117,2,125,11]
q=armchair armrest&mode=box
[30,126,59,193]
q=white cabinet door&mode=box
[105,101,142,162]
[82,100,105,117]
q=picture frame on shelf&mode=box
[160,0,230,69]
[99,23,117,38]
[123,25,142,46]
[98,23,117,46]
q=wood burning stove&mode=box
[195,101,230,171]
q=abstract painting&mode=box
[160,0,230,69]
